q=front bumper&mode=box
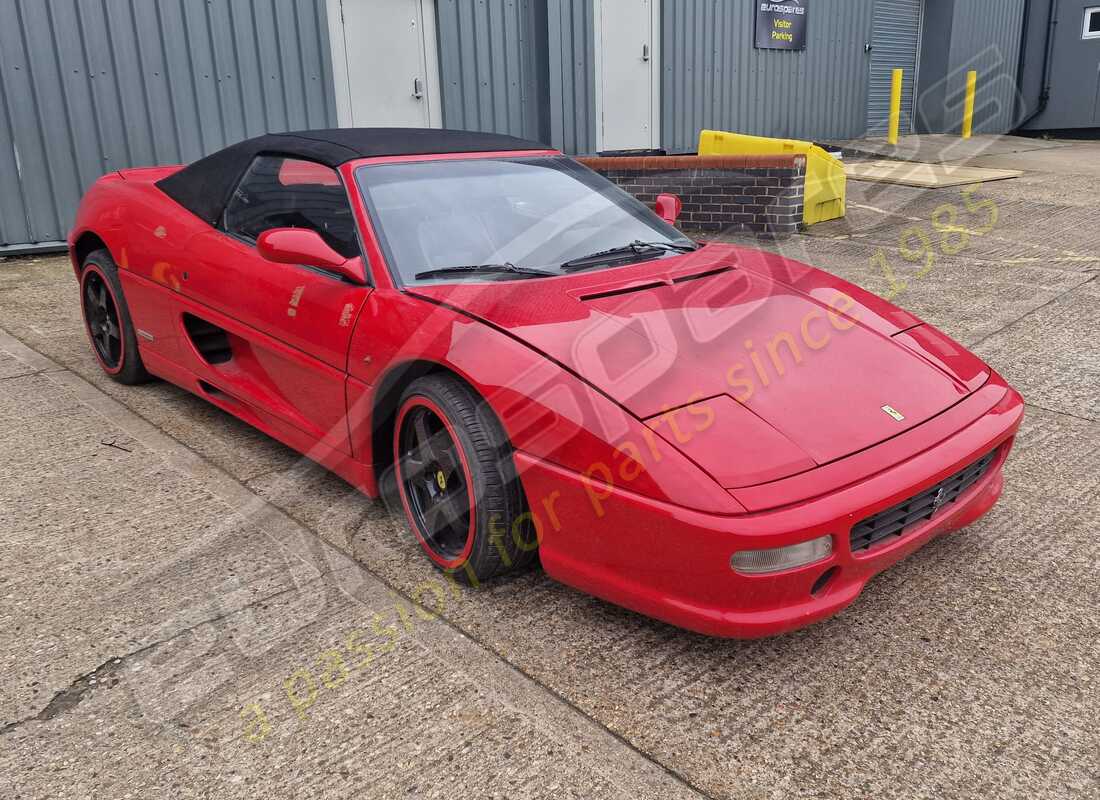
[516,382,1024,638]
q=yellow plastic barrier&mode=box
[697,129,846,226]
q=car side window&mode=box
[223,155,360,259]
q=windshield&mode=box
[355,156,694,284]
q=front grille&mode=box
[849,450,997,553]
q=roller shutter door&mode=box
[866,0,923,134]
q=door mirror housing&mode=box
[256,228,366,284]
[655,193,682,225]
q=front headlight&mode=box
[730,535,833,574]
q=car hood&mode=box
[410,243,987,484]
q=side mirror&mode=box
[655,193,682,225]
[256,228,365,284]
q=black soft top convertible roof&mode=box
[155,127,549,226]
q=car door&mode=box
[176,155,372,457]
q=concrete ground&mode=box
[837,132,1100,178]
[2,142,1098,799]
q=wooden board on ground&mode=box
[845,160,1022,187]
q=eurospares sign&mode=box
[755,1,808,50]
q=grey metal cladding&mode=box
[437,0,550,143]
[547,0,596,155]
[0,0,336,248]
[946,0,1026,134]
[660,0,877,153]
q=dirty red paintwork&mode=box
[68,148,1024,638]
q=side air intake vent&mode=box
[183,314,232,365]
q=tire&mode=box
[79,249,152,385]
[393,373,538,584]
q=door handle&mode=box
[413,77,424,99]
[642,43,650,61]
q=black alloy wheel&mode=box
[82,268,124,371]
[79,249,152,385]
[398,401,473,564]
[392,374,539,583]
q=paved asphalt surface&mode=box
[1,141,1098,799]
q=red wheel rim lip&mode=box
[80,264,125,375]
[394,395,477,570]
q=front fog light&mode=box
[730,535,833,575]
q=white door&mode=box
[595,0,660,152]
[335,0,441,127]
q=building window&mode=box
[1084,7,1100,39]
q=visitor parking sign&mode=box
[755,0,808,50]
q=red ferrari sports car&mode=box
[69,128,1023,637]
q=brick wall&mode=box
[577,154,806,236]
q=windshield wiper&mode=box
[560,240,698,272]
[414,262,557,281]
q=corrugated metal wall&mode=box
[0,0,336,251]
[946,0,1025,134]
[436,0,549,143]
[547,0,596,154]
[660,0,876,152]
[866,0,923,134]
[0,0,1028,250]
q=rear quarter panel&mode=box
[70,167,200,365]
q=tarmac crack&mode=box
[1024,402,1097,425]
[0,367,63,382]
[0,573,343,739]
[0,648,155,738]
[968,273,1099,350]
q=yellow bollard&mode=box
[887,68,903,145]
[961,70,977,139]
